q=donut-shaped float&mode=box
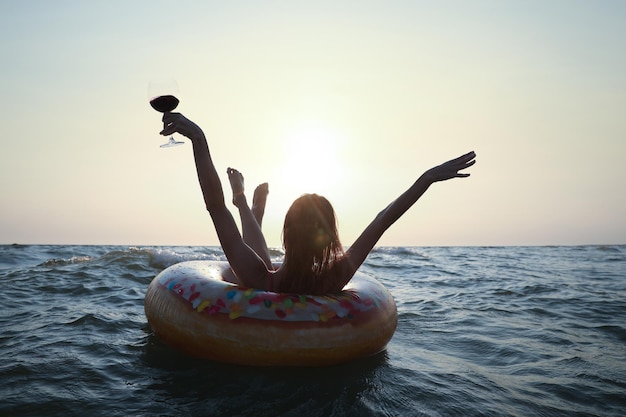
[144,261,397,367]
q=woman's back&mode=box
[276,193,347,295]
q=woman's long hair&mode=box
[280,194,344,294]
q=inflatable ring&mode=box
[145,261,397,366]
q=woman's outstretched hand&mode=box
[423,151,476,183]
[160,112,204,141]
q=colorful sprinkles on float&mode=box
[145,261,398,366]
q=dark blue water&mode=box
[1,245,625,416]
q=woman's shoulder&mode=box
[327,256,355,292]
[269,266,285,292]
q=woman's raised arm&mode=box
[160,113,271,288]
[338,151,476,287]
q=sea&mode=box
[1,244,624,417]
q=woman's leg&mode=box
[252,183,269,227]
[227,168,272,269]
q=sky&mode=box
[1,0,625,247]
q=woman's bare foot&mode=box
[252,183,269,226]
[227,167,246,207]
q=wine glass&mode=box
[148,80,185,148]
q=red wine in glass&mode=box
[148,79,184,148]
[150,95,179,112]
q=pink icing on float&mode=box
[144,261,398,366]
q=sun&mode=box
[273,123,347,194]
[259,121,354,244]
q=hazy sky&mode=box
[1,0,624,246]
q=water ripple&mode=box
[1,245,625,416]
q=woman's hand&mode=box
[160,112,205,142]
[423,151,476,183]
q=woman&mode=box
[160,112,476,295]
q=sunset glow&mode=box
[1,1,624,246]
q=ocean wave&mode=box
[27,246,227,271]
[370,246,431,259]
[39,255,93,267]
[595,245,624,252]
[144,247,225,269]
